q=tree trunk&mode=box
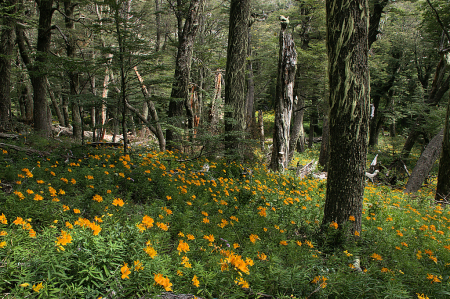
[16,27,34,122]
[166,0,204,150]
[308,97,318,148]
[30,0,54,136]
[436,94,450,202]
[224,0,250,157]
[132,66,166,152]
[270,19,297,172]
[155,0,162,52]
[0,0,17,130]
[404,128,444,194]
[318,114,329,169]
[64,0,82,139]
[288,68,306,162]
[322,0,370,236]
[46,78,65,126]
[246,29,255,130]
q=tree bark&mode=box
[288,67,306,163]
[322,0,370,235]
[30,0,55,136]
[318,112,329,169]
[0,0,17,130]
[166,0,204,150]
[132,66,166,152]
[270,19,297,172]
[246,29,255,130]
[64,0,82,139]
[436,94,450,202]
[224,0,250,157]
[404,128,444,194]
[46,78,65,126]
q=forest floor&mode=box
[0,131,448,299]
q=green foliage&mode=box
[0,139,449,298]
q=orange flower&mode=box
[192,275,200,287]
[112,198,124,207]
[154,273,172,291]
[121,263,131,279]
[371,253,382,261]
[92,194,103,202]
[177,240,190,254]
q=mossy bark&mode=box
[436,93,450,202]
[30,0,54,136]
[166,0,204,151]
[322,0,370,234]
[0,0,17,129]
[224,0,250,157]
[270,23,297,171]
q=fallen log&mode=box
[0,142,50,156]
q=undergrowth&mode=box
[0,138,448,299]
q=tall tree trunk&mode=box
[30,0,54,136]
[16,27,34,122]
[246,29,255,131]
[288,67,306,162]
[166,0,204,150]
[308,97,318,148]
[404,128,444,194]
[0,0,17,130]
[224,0,250,157]
[46,78,65,126]
[322,0,370,236]
[270,19,297,172]
[130,66,166,152]
[155,0,162,52]
[64,0,82,139]
[436,94,450,202]
[318,115,329,168]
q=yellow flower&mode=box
[134,260,144,271]
[234,277,249,288]
[279,240,288,246]
[177,240,190,254]
[417,294,430,299]
[192,275,200,287]
[112,198,124,207]
[141,215,154,228]
[33,194,44,201]
[330,221,338,229]
[144,245,157,258]
[249,234,259,243]
[371,253,382,261]
[154,273,172,291]
[73,209,81,214]
[186,234,195,240]
[257,252,267,261]
[0,231,7,236]
[20,283,30,287]
[92,194,103,202]
[55,230,72,246]
[121,263,131,279]
[203,234,214,243]
[0,241,7,248]
[0,213,7,224]
[32,282,43,292]
[349,215,356,221]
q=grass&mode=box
[0,136,449,299]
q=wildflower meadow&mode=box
[0,137,449,299]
